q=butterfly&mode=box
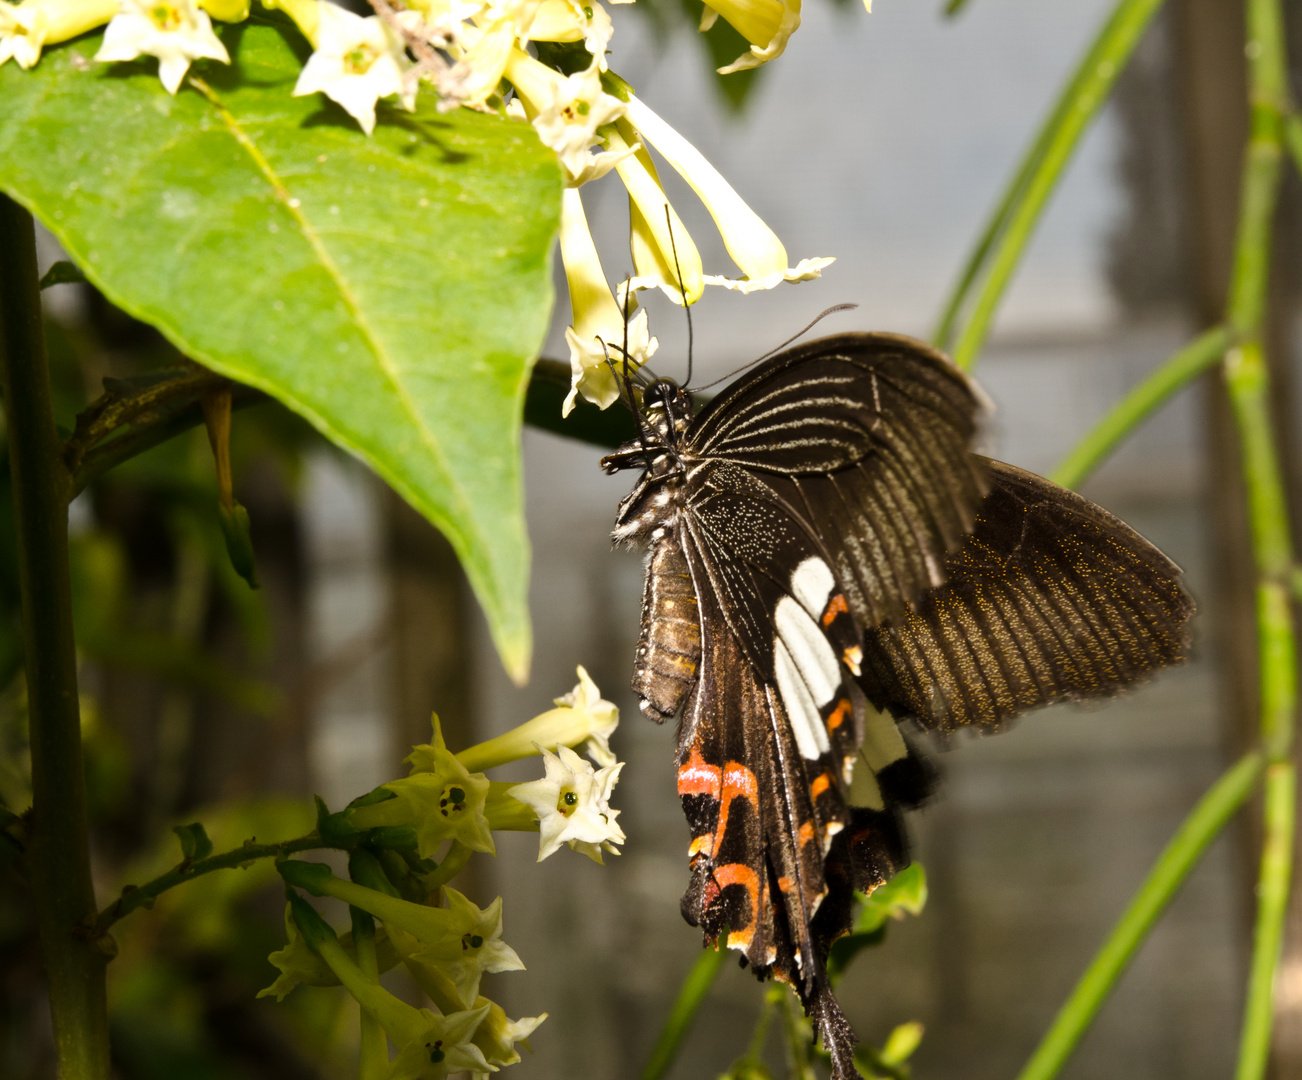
[599,331,1194,1079]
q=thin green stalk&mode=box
[1015,753,1264,1080]
[1284,114,1302,185]
[1050,325,1232,489]
[1225,1,1296,1074]
[1237,763,1296,1080]
[0,194,110,1079]
[96,833,325,933]
[931,0,1142,349]
[948,0,1164,370]
[641,936,730,1080]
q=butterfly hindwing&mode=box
[858,458,1195,732]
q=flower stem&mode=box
[946,0,1164,370]
[1015,752,1264,1080]
[96,833,325,933]
[1050,325,1232,490]
[0,194,110,1079]
[640,935,730,1080]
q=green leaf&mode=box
[172,822,213,862]
[827,863,928,981]
[0,20,563,680]
[853,862,927,935]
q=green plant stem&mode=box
[947,0,1164,370]
[1237,762,1296,1080]
[1284,113,1302,184]
[641,936,730,1080]
[931,2,1127,349]
[1015,752,1264,1080]
[96,832,324,934]
[1050,325,1232,489]
[1227,1,1298,1074]
[0,194,110,1079]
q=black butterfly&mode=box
[600,331,1193,1078]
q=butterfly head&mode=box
[642,378,693,443]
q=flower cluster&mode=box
[260,667,626,1075]
[1,0,844,413]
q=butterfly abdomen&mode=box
[633,532,702,722]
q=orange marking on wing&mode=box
[699,760,760,860]
[713,863,760,948]
[822,593,849,626]
[827,699,852,731]
[688,834,712,858]
[677,748,721,797]
[810,771,832,799]
[798,821,815,846]
[777,875,793,893]
[842,644,863,676]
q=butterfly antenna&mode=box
[662,205,695,389]
[690,303,860,393]
[601,338,655,461]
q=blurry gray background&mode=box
[284,1,1299,1077]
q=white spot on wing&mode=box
[861,703,909,773]
[775,597,839,706]
[790,556,835,618]
[774,640,831,760]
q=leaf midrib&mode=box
[189,74,475,531]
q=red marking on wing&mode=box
[677,748,722,797]
[822,593,850,626]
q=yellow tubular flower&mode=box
[260,0,317,44]
[557,186,657,413]
[607,120,704,304]
[199,0,247,23]
[1,0,117,69]
[706,0,798,73]
[624,94,833,292]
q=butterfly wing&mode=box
[858,458,1195,732]
[686,332,989,626]
[674,529,906,1079]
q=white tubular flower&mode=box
[525,0,612,69]
[405,889,525,1008]
[552,665,619,766]
[442,15,514,108]
[471,1000,546,1073]
[292,0,414,135]
[509,743,625,864]
[505,47,626,179]
[456,664,620,771]
[705,0,798,73]
[558,186,657,414]
[606,121,703,304]
[385,1005,492,1080]
[93,0,228,94]
[1,0,116,68]
[624,94,834,292]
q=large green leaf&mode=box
[0,19,563,680]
